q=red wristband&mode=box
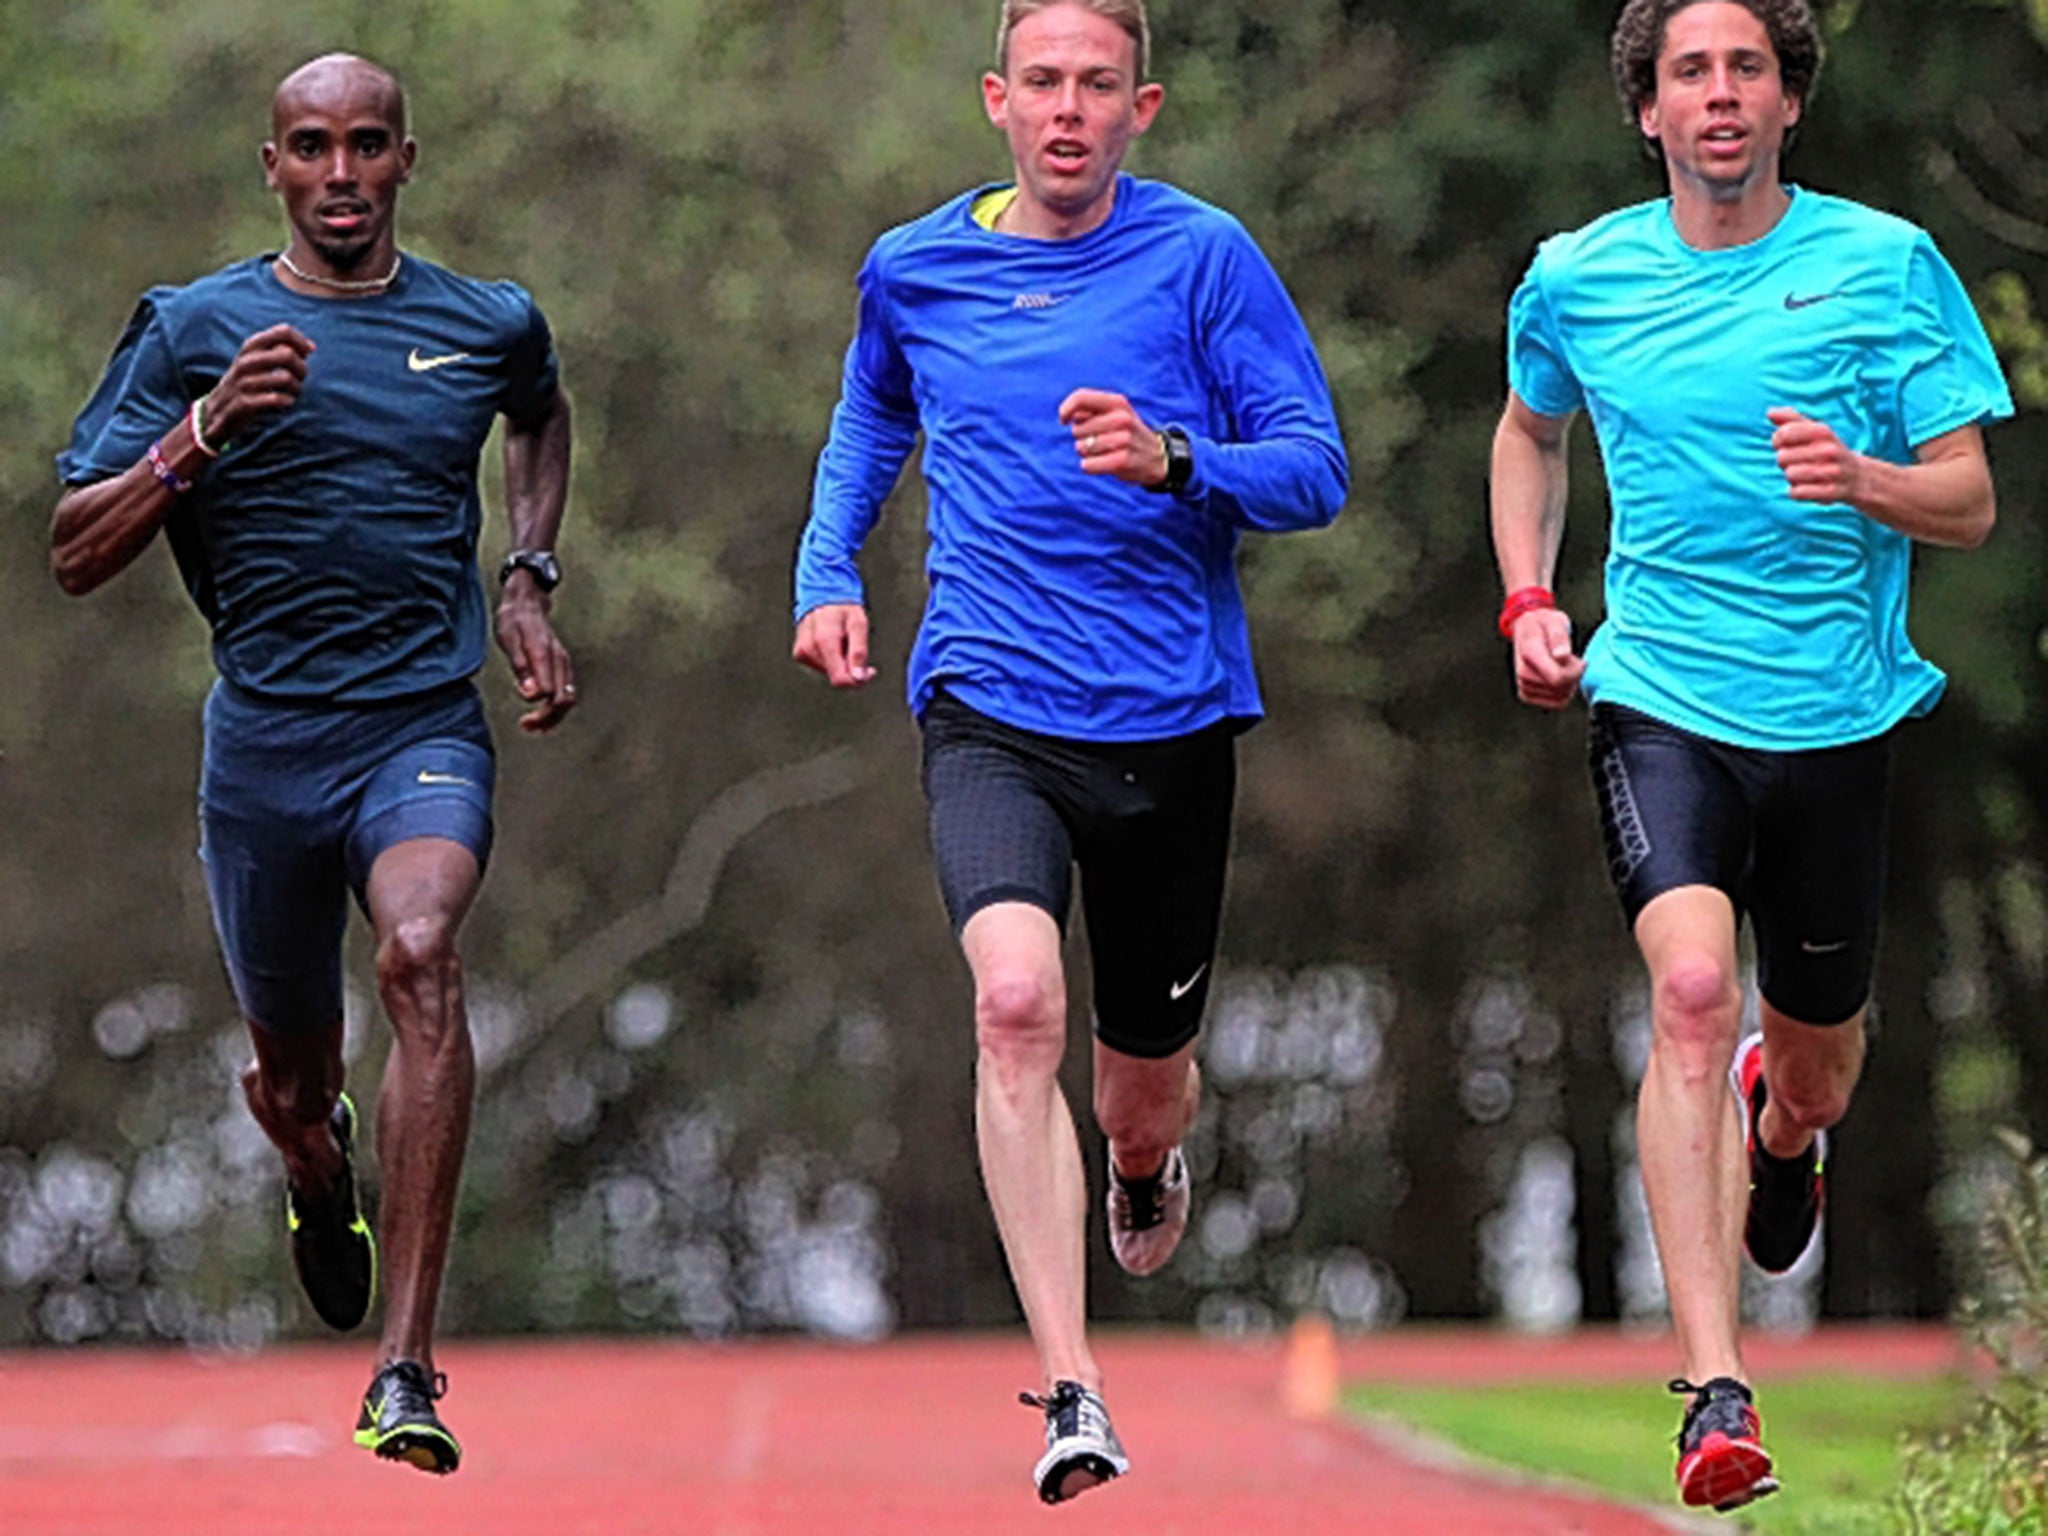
[1497,585,1555,639]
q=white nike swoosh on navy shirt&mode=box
[407,348,473,373]
[416,770,473,787]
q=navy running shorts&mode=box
[1588,701,1892,1026]
[199,678,495,1034]
[919,689,1237,1059]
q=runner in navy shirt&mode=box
[792,0,1345,1502]
[51,54,575,1474]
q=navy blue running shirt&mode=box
[794,175,1349,742]
[58,255,559,703]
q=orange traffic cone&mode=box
[1282,1311,1339,1420]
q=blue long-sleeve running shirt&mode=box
[794,175,1348,741]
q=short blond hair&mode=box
[995,0,1150,80]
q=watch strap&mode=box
[1152,426,1194,495]
[499,549,561,592]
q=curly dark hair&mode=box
[1610,0,1822,125]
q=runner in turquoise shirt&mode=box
[1489,0,2009,1515]
[1509,187,2010,749]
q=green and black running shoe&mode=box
[286,1092,376,1331]
[354,1359,462,1474]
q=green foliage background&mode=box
[0,0,2042,1346]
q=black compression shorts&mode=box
[1588,702,1893,1026]
[919,690,1237,1059]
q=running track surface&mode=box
[0,1326,1959,1535]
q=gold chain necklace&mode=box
[276,250,402,292]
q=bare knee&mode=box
[1652,956,1742,1082]
[376,917,466,1040]
[975,971,1064,1090]
[1655,955,1740,1034]
[378,914,457,989]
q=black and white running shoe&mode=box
[1020,1379,1129,1504]
[1107,1145,1190,1276]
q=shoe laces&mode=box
[1020,1380,1097,1441]
[1111,1151,1179,1233]
[383,1359,449,1409]
[1669,1377,1754,1449]
[1116,1173,1166,1231]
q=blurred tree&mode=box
[0,0,2038,1347]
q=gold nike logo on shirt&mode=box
[407,348,472,373]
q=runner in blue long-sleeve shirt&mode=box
[791,0,1345,1504]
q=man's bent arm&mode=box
[1490,393,1574,592]
[1837,423,1994,550]
[49,413,212,596]
[1183,424,1348,534]
[1183,233,1348,533]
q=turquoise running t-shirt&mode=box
[1508,189,2013,750]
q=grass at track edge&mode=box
[1344,1374,1969,1535]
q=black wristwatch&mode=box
[1147,425,1194,495]
[498,548,562,593]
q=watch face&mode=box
[503,551,561,590]
[1164,429,1193,491]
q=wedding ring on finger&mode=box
[1083,434,1097,454]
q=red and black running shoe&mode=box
[1733,1034,1826,1273]
[1671,1376,1778,1512]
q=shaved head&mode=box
[271,53,407,139]
[263,52,414,279]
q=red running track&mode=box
[0,1327,1957,1535]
